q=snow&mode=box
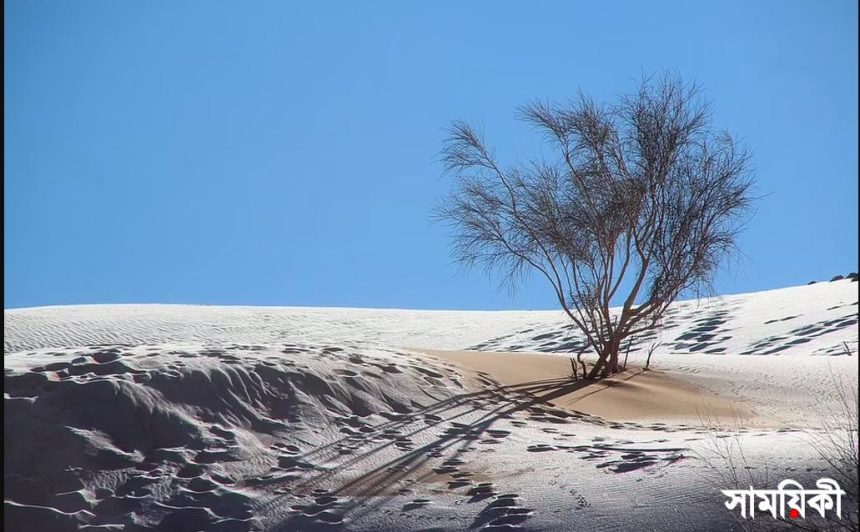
[4,279,858,531]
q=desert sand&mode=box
[419,349,755,424]
[4,279,858,531]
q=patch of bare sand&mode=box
[416,349,759,425]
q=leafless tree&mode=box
[437,74,754,378]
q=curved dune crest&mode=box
[4,343,473,531]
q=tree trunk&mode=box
[588,338,623,379]
[605,348,620,376]
[586,351,607,379]
[602,341,621,377]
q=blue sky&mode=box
[4,0,858,310]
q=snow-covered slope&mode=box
[6,280,856,356]
[4,280,858,531]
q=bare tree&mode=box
[437,74,754,378]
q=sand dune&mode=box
[420,349,756,424]
[4,280,858,531]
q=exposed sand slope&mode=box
[419,349,755,423]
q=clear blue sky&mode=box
[4,0,858,310]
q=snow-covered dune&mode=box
[4,279,858,531]
[5,280,858,356]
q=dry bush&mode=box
[694,366,858,531]
[437,73,755,378]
